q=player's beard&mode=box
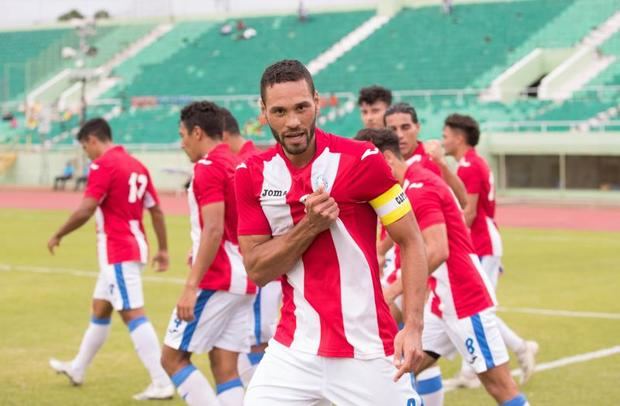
[269,110,317,155]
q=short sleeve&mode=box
[143,170,160,209]
[407,186,445,231]
[193,163,225,207]
[84,162,111,201]
[348,145,412,226]
[235,164,272,236]
[458,164,482,194]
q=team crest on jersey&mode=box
[312,174,329,191]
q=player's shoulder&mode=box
[406,167,442,191]
[323,131,380,163]
[236,146,278,173]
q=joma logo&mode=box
[261,189,287,198]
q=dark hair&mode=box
[180,101,223,140]
[384,102,418,125]
[76,118,112,142]
[354,128,401,158]
[219,107,240,135]
[444,113,480,146]
[260,59,315,102]
[358,85,392,107]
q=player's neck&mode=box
[200,139,222,157]
[454,145,471,161]
[403,141,420,161]
[227,136,246,154]
[395,160,407,184]
[96,142,114,158]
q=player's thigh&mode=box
[324,356,422,406]
[164,290,241,354]
[214,293,254,353]
[245,341,324,406]
[101,261,145,311]
[444,308,509,374]
[421,311,457,364]
[480,256,501,288]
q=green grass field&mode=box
[1,208,619,405]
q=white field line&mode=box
[445,345,620,392]
[0,263,185,285]
[3,263,620,320]
[497,306,620,320]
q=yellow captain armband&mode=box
[369,184,412,226]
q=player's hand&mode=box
[378,252,386,271]
[152,249,169,272]
[392,323,425,381]
[424,140,445,164]
[176,285,198,322]
[47,235,61,255]
[304,187,339,234]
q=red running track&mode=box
[1,187,619,231]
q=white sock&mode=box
[496,317,525,353]
[216,378,244,406]
[237,352,263,386]
[71,316,111,377]
[128,316,171,387]
[416,366,444,406]
[172,365,220,406]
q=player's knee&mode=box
[161,346,188,376]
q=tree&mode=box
[58,9,84,22]
[94,10,110,20]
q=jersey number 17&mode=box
[128,172,148,203]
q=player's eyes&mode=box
[296,105,307,112]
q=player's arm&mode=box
[463,193,479,227]
[421,223,449,272]
[386,212,428,381]
[239,188,338,287]
[147,204,169,272]
[377,232,394,270]
[47,197,98,254]
[439,165,468,210]
[424,140,468,209]
[177,202,225,321]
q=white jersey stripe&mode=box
[129,220,148,264]
[261,155,293,236]
[187,179,202,261]
[331,220,384,358]
[485,217,503,257]
[224,241,247,294]
[95,207,108,269]
[288,258,321,353]
[310,147,340,194]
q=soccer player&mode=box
[356,128,530,406]
[220,107,282,385]
[160,101,256,406]
[236,59,428,405]
[47,118,174,401]
[358,85,392,129]
[438,113,539,386]
[221,107,262,161]
[384,102,467,209]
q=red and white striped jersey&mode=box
[405,142,441,177]
[402,165,496,320]
[84,146,158,267]
[457,148,503,257]
[188,143,256,294]
[235,128,412,359]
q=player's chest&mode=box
[257,167,356,228]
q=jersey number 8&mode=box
[128,172,148,203]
